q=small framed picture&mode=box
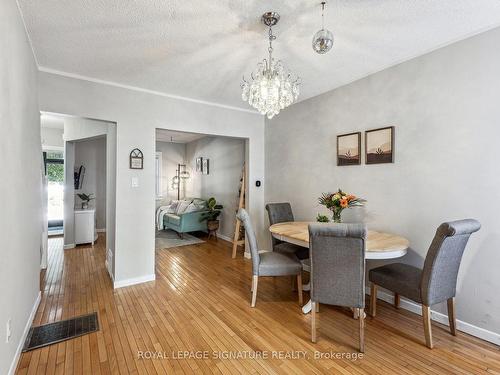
[196,157,203,172]
[337,132,361,166]
[129,148,144,169]
[365,126,394,164]
[202,158,209,175]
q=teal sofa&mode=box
[162,206,208,238]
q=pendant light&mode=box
[312,1,334,54]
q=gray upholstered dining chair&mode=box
[236,208,303,307]
[265,203,309,260]
[369,219,480,349]
[309,223,367,352]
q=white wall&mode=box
[38,72,265,287]
[266,27,500,341]
[41,127,64,149]
[155,141,186,207]
[63,142,75,246]
[185,137,245,239]
[0,2,42,374]
[106,125,117,277]
[74,137,107,229]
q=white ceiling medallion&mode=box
[312,1,334,54]
[241,12,300,119]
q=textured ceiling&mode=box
[19,0,500,111]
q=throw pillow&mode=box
[183,203,199,213]
[176,200,192,215]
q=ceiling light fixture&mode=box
[241,12,300,119]
[312,1,334,54]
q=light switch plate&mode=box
[131,177,139,188]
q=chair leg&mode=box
[370,283,377,317]
[297,273,303,306]
[359,308,365,353]
[447,297,456,336]
[394,293,400,309]
[316,303,320,313]
[251,275,258,307]
[311,301,317,343]
[422,305,433,348]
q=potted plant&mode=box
[200,197,223,232]
[77,193,94,209]
[316,214,330,223]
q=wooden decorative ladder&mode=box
[232,163,246,258]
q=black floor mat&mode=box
[23,312,99,352]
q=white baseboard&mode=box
[217,233,232,242]
[113,273,156,289]
[105,260,114,282]
[96,228,106,233]
[368,288,500,346]
[63,243,75,249]
[8,291,41,375]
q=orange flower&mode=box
[340,198,349,208]
[346,194,356,201]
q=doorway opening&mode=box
[43,150,64,236]
[154,128,248,254]
[40,112,117,281]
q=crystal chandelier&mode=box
[241,12,300,119]
[312,2,334,54]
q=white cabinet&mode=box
[75,209,97,246]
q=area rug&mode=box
[155,229,204,250]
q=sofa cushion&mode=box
[166,213,181,226]
[176,200,192,214]
[183,202,199,214]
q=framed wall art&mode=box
[365,126,394,164]
[129,148,144,169]
[196,157,203,172]
[202,158,210,175]
[337,132,361,166]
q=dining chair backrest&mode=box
[309,223,367,308]
[265,203,295,246]
[421,219,480,306]
[236,209,260,274]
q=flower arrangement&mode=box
[318,189,366,223]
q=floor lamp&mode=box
[172,163,190,200]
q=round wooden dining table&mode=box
[269,221,410,314]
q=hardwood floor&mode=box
[17,235,500,374]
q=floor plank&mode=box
[17,235,500,374]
